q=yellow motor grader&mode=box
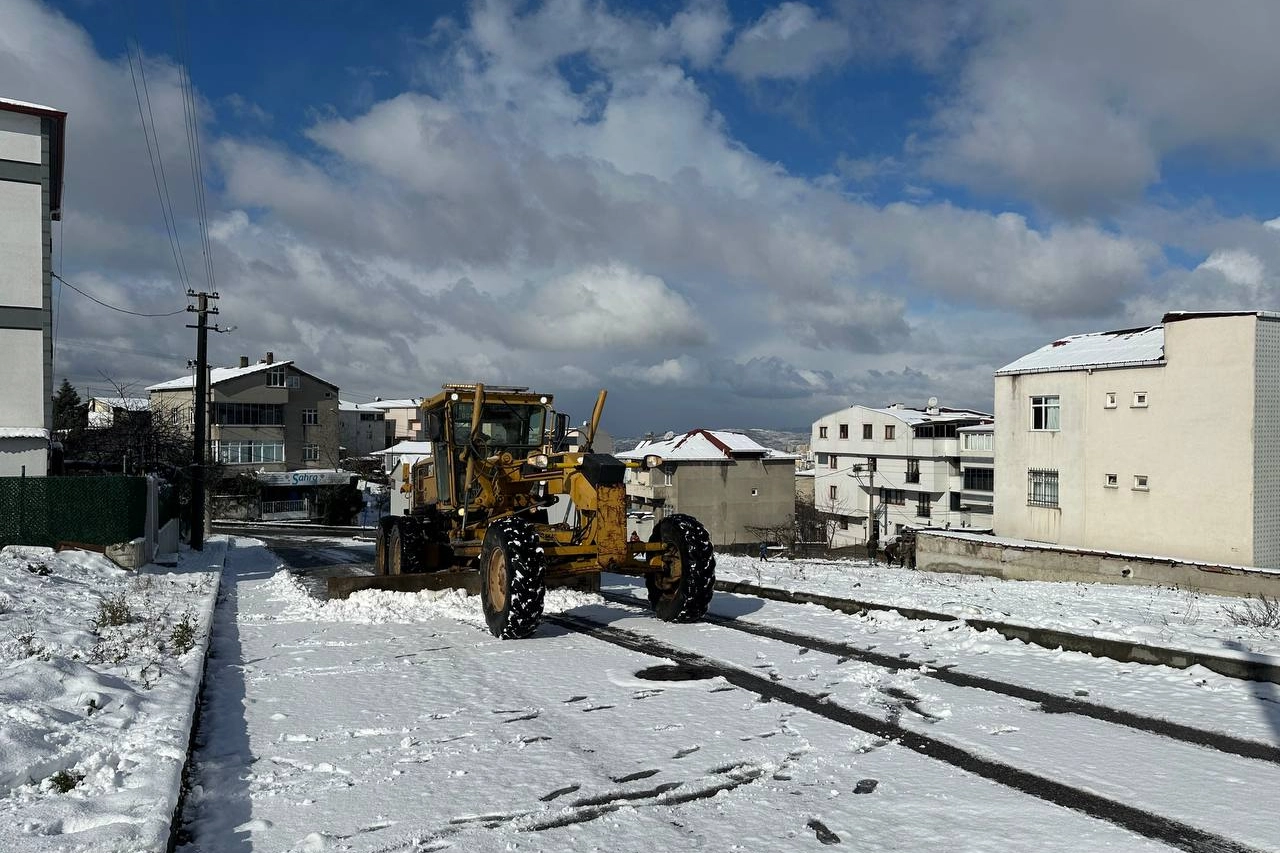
[342,383,716,639]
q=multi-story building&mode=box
[995,311,1280,567]
[366,398,424,441]
[148,354,345,518]
[618,429,796,547]
[957,424,995,524]
[87,397,149,429]
[0,98,65,476]
[810,401,994,548]
[338,400,391,457]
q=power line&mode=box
[53,272,186,317]
[173,0,215,295]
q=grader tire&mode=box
[646,513,716,622]
[480,517,547,639]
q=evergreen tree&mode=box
[52,378,84,433]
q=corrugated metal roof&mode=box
[995,326,1165,376]
[617,429,797,462]
[0,97,64,114]
[146,360,293,391]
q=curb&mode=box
[714,578,1280,685]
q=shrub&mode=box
[48,770,83,793]
[1224,595,1280,630]
[96,593,132,628]
[170,612,197,656]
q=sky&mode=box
[6,0,1280,432]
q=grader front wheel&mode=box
[480,518,547,639]
[647,514,716,622]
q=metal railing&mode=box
[261,499,307,514]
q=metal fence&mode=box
[0,475,148,548]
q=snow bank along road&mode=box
[177,536,1280,852]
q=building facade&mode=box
[995,311,1280,568]
[0,98,65,476]
[338,400,391,457]
[366,399,424,442]
[619,429,796,547]
[810,402,994,548]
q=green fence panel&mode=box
[0,476,148,548]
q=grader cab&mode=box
[363,383,716,639]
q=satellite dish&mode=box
[927,396,939,409]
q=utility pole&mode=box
[186,290,219,551]
[866,458,878,559]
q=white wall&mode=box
[0,328,45,426]
[996,315,1258,565]
[0,181,42,307]
[0,110,40,163]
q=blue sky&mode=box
[8,0,1280,431]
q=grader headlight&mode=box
[528,453,550,469]
[643,454,664,469]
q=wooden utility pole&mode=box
[186,290,219,551]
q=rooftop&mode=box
[618,429,797,462]
[1,97,66,219]
[146,360,293,391]
[996,326,1165,376]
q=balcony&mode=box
[905,471,920,484]
[627,481,671,501]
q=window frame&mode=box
[828,484,838,501]
[303,408,319,426]
[1031,395,1060,431]
[1027,468,1060,508]
[819,425,828,439]
[884,424,895,441]
[303,443,320,462]
[1104,392,1117,409]
[862,423,873,440]
[916,494,931,518]
[1132,392,1148,408]
[839,423,849,440]
[267,366,287,388]
[1133,474,1149,491]
[963,467,994,491]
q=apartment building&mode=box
[338,400,391,457]
[995,311,1280,567]
[0,98,65,475]
[618,429,796,547]
[810,401,993,548]
[366,398,424,441]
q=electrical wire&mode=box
[172,0,216,294]
[53,273,186,317]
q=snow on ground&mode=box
[0,543,221,852]
[720,553,1280,659]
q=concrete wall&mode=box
[668,458,795,546]
[917,531,1280,599]
[0,109,50,475]
[1254,317,1280,566]
[995,315,1258,566]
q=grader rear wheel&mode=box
[646,513,716,622]
[480,517,547,639]
[387,524,405,575]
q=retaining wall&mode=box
[917,531,1280,598]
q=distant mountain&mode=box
[613,427,810,454]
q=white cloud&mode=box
[723,3,852,81]
[1197,249,1265,288]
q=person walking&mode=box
[759,541,769,561]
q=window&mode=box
[829,454,838,470]
[906,458,920,483]
[881,488,905,505]
[1031,396,1060,430]
[662,468,673,486]
[1133,474,1149,490]
[838,517,849,530]
[963,468,994,491]
[303,443,320,462]
[750,488,759,497]
[267,366,287,387]
[816,453,828,465]
[839,423,849,439]
[1132,392,1148,408]
[950,492,962,511]
[287,375,301,389]
[360,412,381,422]
[829,485,838,500]
[1104,392,1117,409]
[819,426,828,439]
[217,440,285,464]
[917,494,931,518]
[962,432,993,451]
[169,409,180,425]
[1105,473,1118,488]
[862,423,872,440]
[1027,469,1059,507]
[213,403,284,426]
[303,408,318,426]
[884,424,896,440]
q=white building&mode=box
[810,401,993,548]
[0,98,65,476]
[87,397,149,429]
[995,311,1280,568]
[365,398,424,442]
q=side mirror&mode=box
[552,412,570,451]
[424,412,442,441]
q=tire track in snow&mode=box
[551,612,1267,853]
[600,590,1280,766]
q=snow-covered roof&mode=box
[364,399,422,410]
[0,426,49,439]
[90,397,148,409]
[376,440,434,456]
[957,424,993,433]
[147,360,294,391]
[340,400,385,413]
[0,96,64,115]
[996,326,1165,376]
[617,429,797,462]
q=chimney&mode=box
[239,355,249,368]
[265,351,274,364]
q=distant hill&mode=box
[614,427,810,454]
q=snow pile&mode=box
[0,545,218,852]
[718,554,1280,658]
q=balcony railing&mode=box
[905,471,920,483]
